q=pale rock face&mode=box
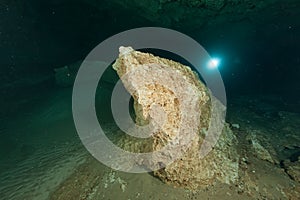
[112,46,239,189]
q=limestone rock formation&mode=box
[283,159,300,183]
[246,132,275,164]
[112,46,239,189]
[86,0,279,29]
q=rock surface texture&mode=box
[112,46,239,189]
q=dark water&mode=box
[1,0,300,199]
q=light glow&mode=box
[207,58,220,69]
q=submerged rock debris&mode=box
[112,46,239,189]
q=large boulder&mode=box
[112,46,239,189]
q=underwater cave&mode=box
[1,0,300,199]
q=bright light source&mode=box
[207,58,220,69]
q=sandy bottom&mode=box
[1,88,299,200]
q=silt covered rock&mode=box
[112,46,239,189]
